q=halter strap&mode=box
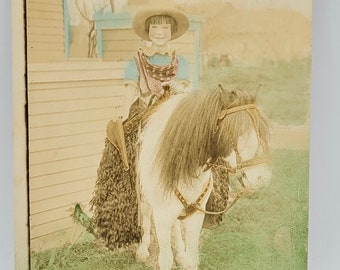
[227,106,269,172]
[218,103,257,120]
[175,176,212,220]
[175,172,250,218]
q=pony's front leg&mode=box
[153,209,175,270]
[172,219,186,266]
[181,212,206,270]
[136,197,152,262]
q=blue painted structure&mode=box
[62,0,70,58]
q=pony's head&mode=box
[155,87,271,193]
[215,87,271,190]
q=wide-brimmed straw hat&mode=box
[131,3,190,41]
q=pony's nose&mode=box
[243,165,272,189]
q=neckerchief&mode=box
[134,48,178,97]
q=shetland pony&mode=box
[136,87,271,270]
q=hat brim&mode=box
[132,7,190,41]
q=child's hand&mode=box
[161,80,177,90]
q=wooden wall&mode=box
[27,0,65,63]
[27,61,127,251]
[101,28,144,61]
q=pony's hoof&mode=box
[175,254,186,267]
[175,254,197,270]
[136,245,149,262]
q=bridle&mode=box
[220,103,269,173]
[175,102,269,220]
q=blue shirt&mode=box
[124,52,190,83]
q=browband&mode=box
[218,103,256,120]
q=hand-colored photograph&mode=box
[19,0,311,269]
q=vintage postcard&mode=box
[14,0,312,269]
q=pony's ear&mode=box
[251,84,262,102]
[218,83,225,93]
[217,84,228,120]
[218,83,231,95]
[231,86,241,95]
[254,84,262,96]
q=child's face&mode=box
[148,23,172,47]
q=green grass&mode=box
[200,58,311,125]
[31,149,309,270]
[31,240,152,270]
[199,149,309,270]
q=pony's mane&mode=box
[155,88,269,193]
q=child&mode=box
[91,4,192,250]
[123,5,192,116]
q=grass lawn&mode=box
[31,149,309,270]
[199,149,309,270]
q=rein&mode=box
[175,177,212,220]
[175,102,269,220]
[175,175,246,220]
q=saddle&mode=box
[106,88,171,170]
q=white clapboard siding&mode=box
[28,33,64,45]
[30,224,86,252]
[28,42,64,52]
[29,121,109,141]
[30,212,90,239]
[28,97,118,115]
[28,85,122,102]
[29,108,122,129]
[30,206,74,228]
[30,201,92,228]
[27,0,65,63]
[28,60,128,250]
[29,154,102,178]
[30,189,93,216]
[30,178,95,203]
[29,132,106,154]
[28,68,124,83]
[27,10,61,20]
[30,202,93,251]
[28,31,64,41]
[102,28,144,62]
[30,165,98,190]
[28,0,62,10]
